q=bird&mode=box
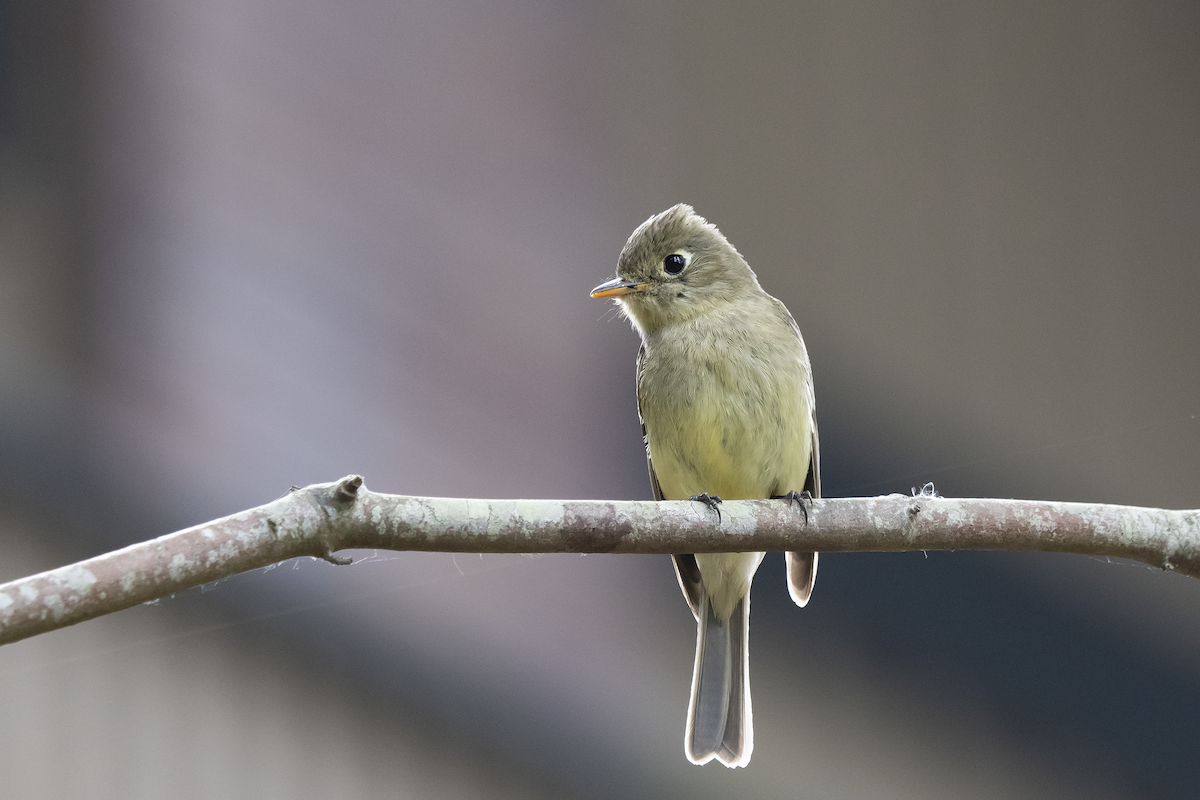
[591,204,819,768]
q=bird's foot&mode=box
[773,490,813,524]
[689,492,723,523]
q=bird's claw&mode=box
[773,489,813,524]
[689,492,723,523]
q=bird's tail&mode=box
[685,586,752,768]
[787,550,819,607]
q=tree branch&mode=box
[2,475,1197,646]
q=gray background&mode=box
[1,1,1198,798]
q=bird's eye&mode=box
[663,253,687,275]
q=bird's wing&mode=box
[805,415,820,500]
[672,554,703,621]
[772,294,820,502]
[786,411,821,607]
[638,343,703,619]
[783,300,821,606]
[636,344,665,501]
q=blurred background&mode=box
[1,1,1198,797]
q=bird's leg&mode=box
[772,490,813,524]
[689,492,723,523]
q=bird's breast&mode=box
[638,310,812,502]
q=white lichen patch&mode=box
[168,553,195,581]
[227,507,260,523]
[1116,506,1164,547]
[0,592,12,623]
[715,502,759,538]
[18,583,38,602]
[479,500,550,540]
[940,501,974,528]
[54,565,97,596]
[470,498,502,538]
[43,593,64,621]
[276,501,324,544]
[425,497,472,535]
[205,539,244,565]
[610,500,653,532]
[516,500,563,537]
[396,496,433,530]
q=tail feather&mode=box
[786,551,819,607]
[686,588,752,767]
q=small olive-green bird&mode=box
[591,204,819,768]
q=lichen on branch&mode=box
[1,475,1197,646]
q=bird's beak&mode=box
[590,277,649,299]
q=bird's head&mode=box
[591,204,760,334]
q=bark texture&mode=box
[2,476,1196,646]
